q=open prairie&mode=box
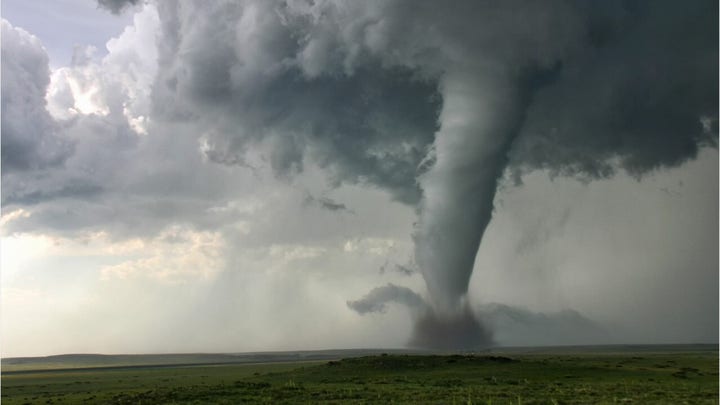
[2,345,717,404]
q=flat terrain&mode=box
[2,345,717,404]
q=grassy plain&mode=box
[2,346,717,404]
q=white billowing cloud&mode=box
[46,4,159,133]
[2,10,161,234]
[1,20,72,172]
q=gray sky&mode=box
[1,0,717,357]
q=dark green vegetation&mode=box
[2,346,717,404]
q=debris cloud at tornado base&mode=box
[347,284,493,350]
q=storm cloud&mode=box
[145,1,716,324]
[97,0,141,15]
[2,0,717,353]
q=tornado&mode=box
[407,67,527,348]
[415,69,522,313]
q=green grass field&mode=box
[2,347,717,404]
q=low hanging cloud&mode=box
[347,284,427,315]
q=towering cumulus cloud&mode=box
[1,21,73,173]
[98,0,717,349]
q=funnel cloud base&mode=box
[409,305,493,351]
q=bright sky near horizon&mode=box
[1,0,717,357]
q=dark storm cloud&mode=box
[509,0,719,180]
[1,20,73,173]
[162,67,440,204]
[97,0,140,14]
[150,0,452,204]
[303,194,351,213]
[347,284,427,315]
